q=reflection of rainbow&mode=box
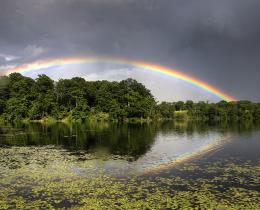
[2,56,236,101]
[141,134,233,175]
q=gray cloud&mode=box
[0,0,260,101]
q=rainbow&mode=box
[1,56,236,101]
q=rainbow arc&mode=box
[2,56,236,101]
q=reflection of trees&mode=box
[0,122,158,158]
[157,120,260,136]
[0,121,260,157]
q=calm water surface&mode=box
[0,121,259,209]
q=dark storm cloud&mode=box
[0,0,260,100]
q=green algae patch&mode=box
[0,146,259,209]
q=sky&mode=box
[0,0,260,102]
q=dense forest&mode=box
[0,73,260,122]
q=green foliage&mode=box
[156,102,175,118]
[157,100,260,122]
[0,73,260,122]
[4,97,30,121]
[175,110,188,120]
[0,76,10,114]
[253,104,260,121]
[0,74,156,121]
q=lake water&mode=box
[0,121,259,209]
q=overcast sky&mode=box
[0,0,260,102]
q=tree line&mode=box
[0,73,259,122]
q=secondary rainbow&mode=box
[2,56,236,101]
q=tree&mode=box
[8,73,34,98]
[174,101,185,111]
[3,74,34,120]
[1,73,260,123]
[253,104,260,121]
[157,102,175,118]
[4,98,29,121]
[55,77,90,119]
[0,76,10,114]
[185,100,194,110]
[28,75,57,119]
[118,79,155,118]
[34,74,54,93]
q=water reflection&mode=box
[1,121,259,154]
[0,121,259,176]
[0,122,157,158]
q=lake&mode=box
[0,121,259,209]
